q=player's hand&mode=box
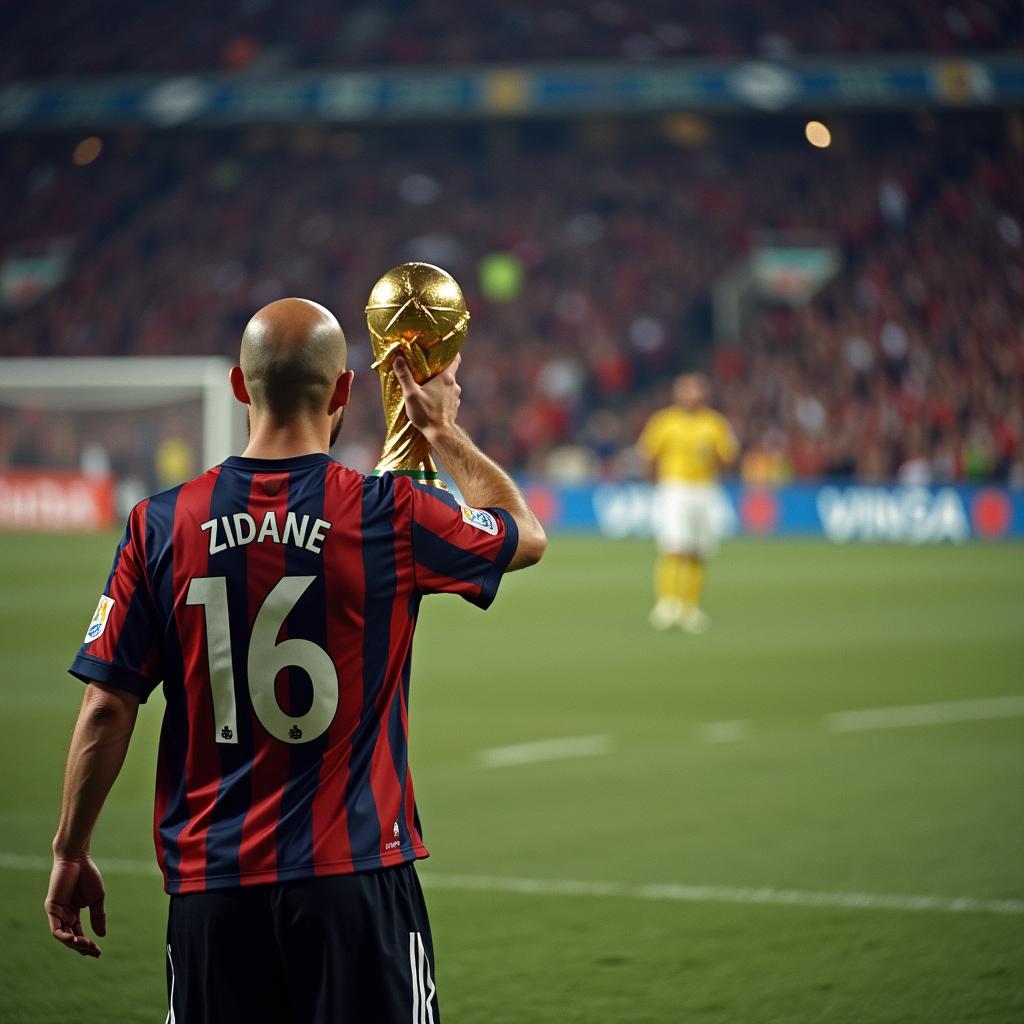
[45,854,106,958]
[393,353,462,442]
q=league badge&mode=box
[461,506,498,535]
[84,594,115,643]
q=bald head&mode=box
[240,298,347,419]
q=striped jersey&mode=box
[69,453,518,893]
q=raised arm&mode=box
[45,682,139,958]
[393,354,547,570]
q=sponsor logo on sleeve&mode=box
[84,595,115,643]
[461,505,498,535]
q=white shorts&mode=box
[652,482,722,558]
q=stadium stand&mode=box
[2,0,1022,80]
[3,117,1022,487]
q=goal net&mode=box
[0,357,246,530]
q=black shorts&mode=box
[165,862,440,1024]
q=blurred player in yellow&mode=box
[638,373,738,633]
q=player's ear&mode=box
[229,366,251,406]
[328,370,354,413]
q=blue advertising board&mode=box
[2,56,1023,130]
[519,481,1024,543]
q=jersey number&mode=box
[186,575,338,746]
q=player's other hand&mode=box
[45,854,106,958]
[393,353,462,442]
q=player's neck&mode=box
[240,416,330,461]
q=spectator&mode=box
[2,121,1021,485]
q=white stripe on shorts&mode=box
[409,932,419,1023]
[409,931,436,1024]
[165,943,177,1024]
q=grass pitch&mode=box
[1,533,1022,1023]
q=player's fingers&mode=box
[70,935,101,958]
[89,897,107,937]
[392,356,419,396]
[51,920,100,956]
[446,353,462,381]
[46,904,76,939]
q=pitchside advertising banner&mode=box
[0,472,116,531]
[523,481,1024,543]
[1,472,1021,541]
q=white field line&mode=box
[478,734,613,769]
[700,720,749,743]
[423,874,1024,916]
[690,697,1024,743]
[0,852,160,875]
[3,852,1019,917]
[826,696,1024,734]
[475,694,1024,765]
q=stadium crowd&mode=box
[3,0,1022,81]
[717,144,1024,485]
[2,119,1023,487]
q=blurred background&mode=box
[1,4,1022,1023]
[1,0,1023,537]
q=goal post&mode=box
[0,357,246,470]
[0,357,248,529]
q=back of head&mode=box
[240,298,347,420]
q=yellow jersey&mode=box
[638,406,738,484]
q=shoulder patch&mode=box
[461,505,499,536]
[84,595,115,643]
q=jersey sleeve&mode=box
[404,480,520,610]
[69,501,163,702]
[714,415,740,466]
[637,412,665,459]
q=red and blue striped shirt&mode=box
[69,453,518,893]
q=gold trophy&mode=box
[365,262,470,488]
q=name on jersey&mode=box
[201,511,332,556]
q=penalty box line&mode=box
[2,852,1020,917]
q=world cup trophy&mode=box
[365,262,470,488]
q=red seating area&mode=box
[2,118,1022,485]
